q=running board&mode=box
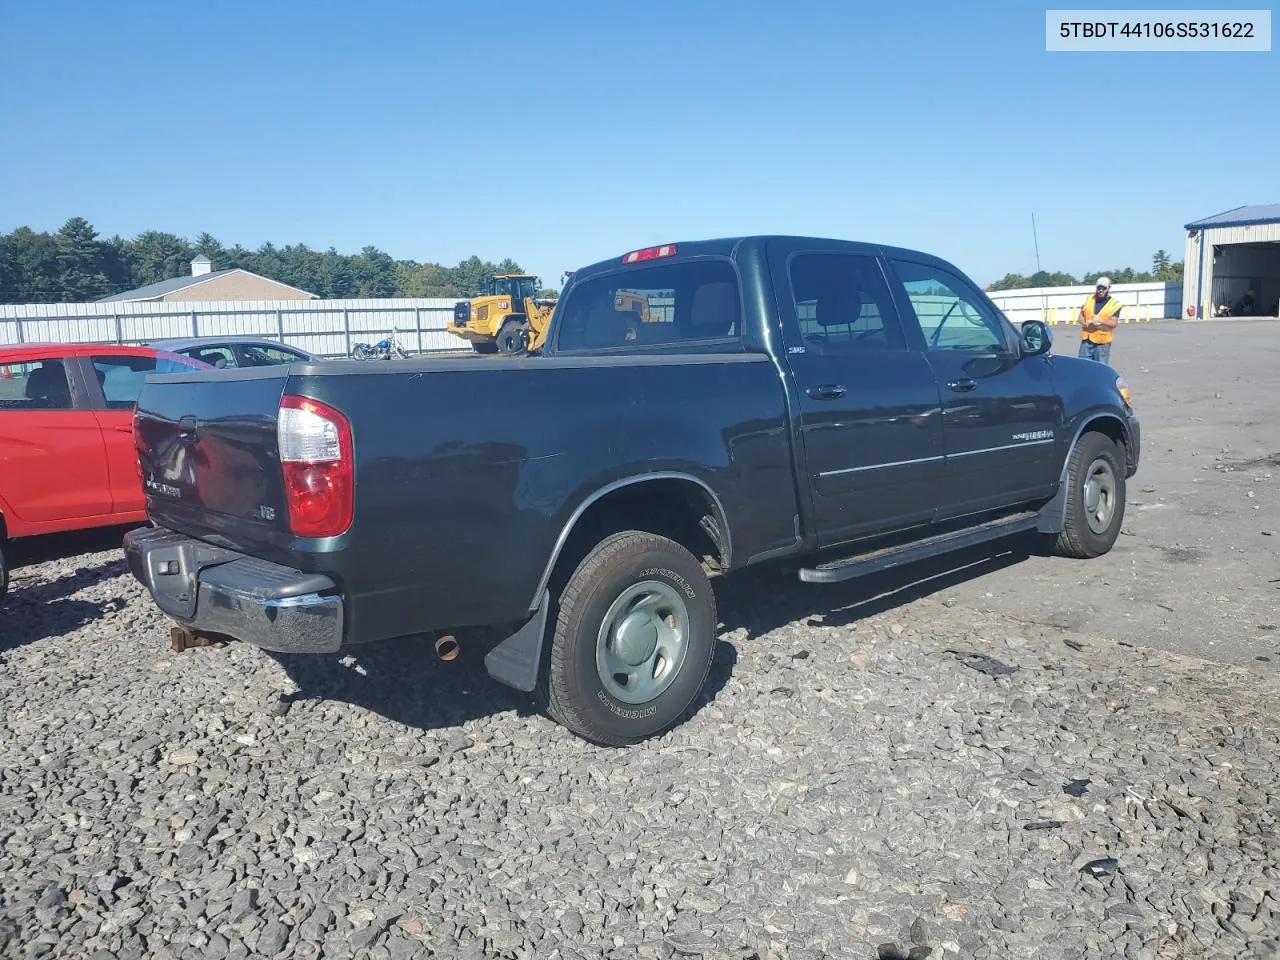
[798,511,1040,584]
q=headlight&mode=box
[1116,376,1133,407]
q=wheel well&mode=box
[1078,415,1130,469]
[549,479,729,594]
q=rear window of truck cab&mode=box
[554,259,741,351]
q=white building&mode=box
[1183,204,1280,319]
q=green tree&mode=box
[1151,249,1182,282]
[130,231,195,285]
[1029,270,1079,288]
[987,273,1031,291]
[350,245,397,298]
[0,218,533,303]
[0,227,61,303]
[193,232,226,268]
[54,217,110,302]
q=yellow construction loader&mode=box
[447,274,552,354]
[447,272,652,354]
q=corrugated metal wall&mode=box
[988,282,1182,326]
[0,298,463,356]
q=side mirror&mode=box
[1020,319,1052,356]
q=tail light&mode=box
[278,394,353,538]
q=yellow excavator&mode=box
[447,271,652,354]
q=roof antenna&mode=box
[1031,212,1042,273]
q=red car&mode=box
[0,343,212,600]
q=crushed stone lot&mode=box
[2,320,1280,960]
[2,545,1278,960]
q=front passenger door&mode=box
[885,257,1061,519]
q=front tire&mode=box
[1053,431,1126,559]
[540,531,717,746]
[496,321,527,354]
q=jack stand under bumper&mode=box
[170,623,216,652]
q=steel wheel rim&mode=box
[1083,457,1117,534]
[596,580,690,705]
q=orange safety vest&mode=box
[1080,294,1122,344]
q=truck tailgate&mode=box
[134,369,294,556]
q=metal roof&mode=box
[98,270,235,302]
[1185,204,1280,229]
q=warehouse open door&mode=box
[1210,242,1280,317]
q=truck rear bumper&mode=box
[123,526,343,654]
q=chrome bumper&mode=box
[123,526,343,654]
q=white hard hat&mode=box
[1095,276,1111,289]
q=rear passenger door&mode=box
[767,240,945,547]
[86,353,205,515]
[0,352,112,524]
[883,257,1062,518]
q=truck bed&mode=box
[134,353,800,644]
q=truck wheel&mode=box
[541,531,717,746]
[496,321,526,354]
[1053,431,1126,559]
[0,541,7,604]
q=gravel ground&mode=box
[2,536,1278,960]
[946,319,1280,669]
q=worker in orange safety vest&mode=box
[1078,276,1122,365]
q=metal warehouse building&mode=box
[1183,204,1280,319]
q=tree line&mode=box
[1,217,1187,303]
[986,250,1184,291]
[0,217,544,304]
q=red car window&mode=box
[0,358,75,411]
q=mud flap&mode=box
[1036,477,1068,533]
[483,589,550,692]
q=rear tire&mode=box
[1053,431,1126,559]
[539,531,717,746]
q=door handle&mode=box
[947,379,976,393]
[806,384,847,400]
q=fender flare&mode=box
[527,471,732,615]
[1037,412,1132,534]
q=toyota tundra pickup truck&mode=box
[124,235,1140,746]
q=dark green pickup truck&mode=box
[124,235,1140,745]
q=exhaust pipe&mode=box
[434,634,460,662]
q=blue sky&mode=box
[1,0,1276,288]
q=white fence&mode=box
[0,297,465,356]
[0,281,1192,354]
[987,281,1183,327]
